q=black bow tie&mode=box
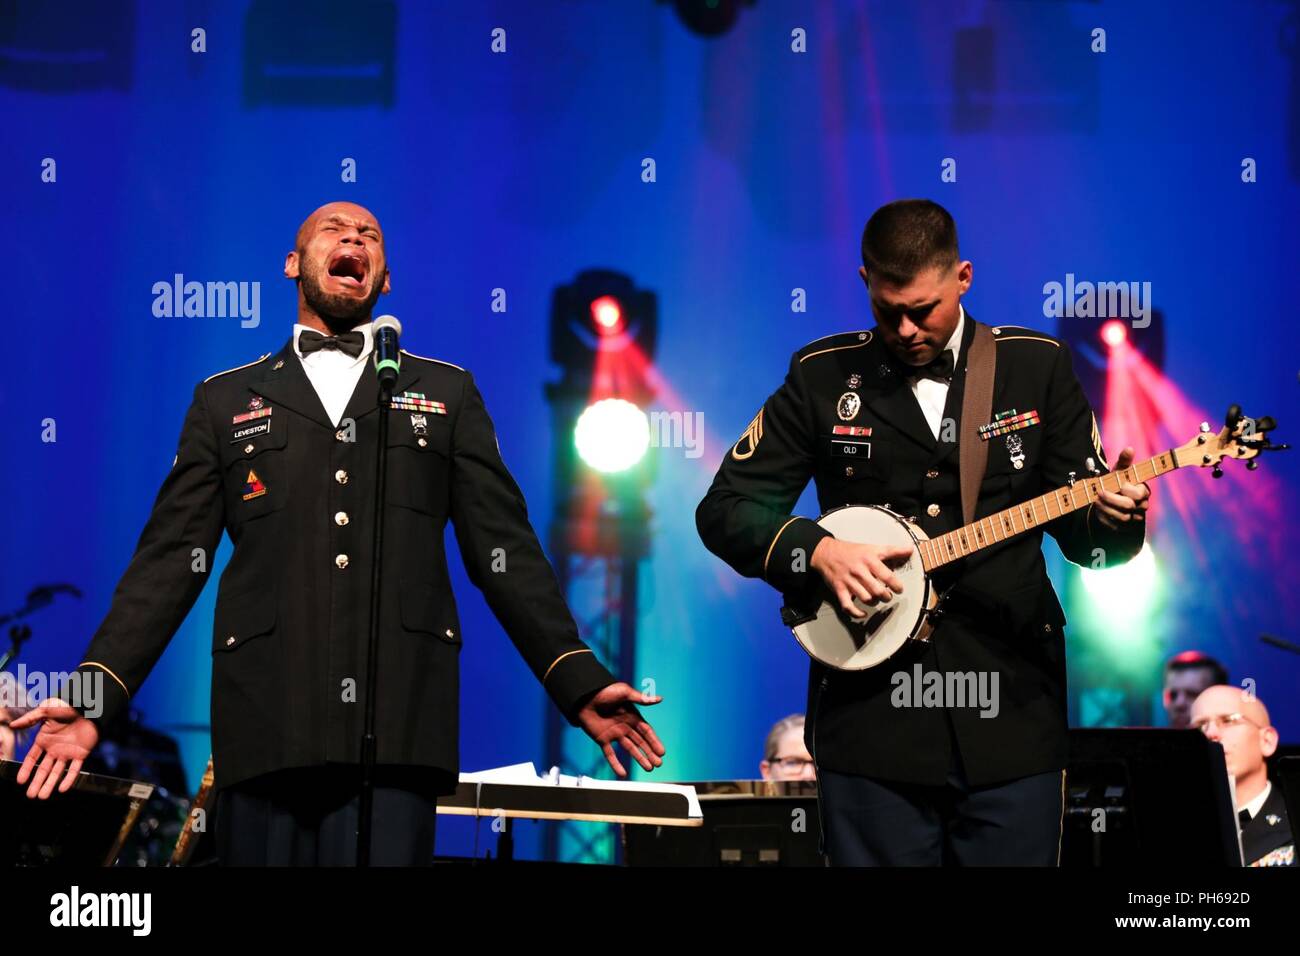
[299,329,365,358]
[908,349,955,381]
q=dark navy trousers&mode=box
[215,765,440,866]
[818,763,1066,866]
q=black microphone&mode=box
[372,314,402,391]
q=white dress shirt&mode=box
[909,304,966,440]
[294,322,374,427]
[1240,780,1272,822]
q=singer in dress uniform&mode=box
[696,199,1150,865]
[15,202,665,865]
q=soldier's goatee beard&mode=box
[298,260,384,333]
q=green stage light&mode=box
[574,398,650,474]
[1078,542,1160,627]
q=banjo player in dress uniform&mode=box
[696,199,1151,865]
[14,201,666,865]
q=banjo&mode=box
[789,407,1285,671]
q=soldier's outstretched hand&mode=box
[576,682,666,778]
[10,698,99,799]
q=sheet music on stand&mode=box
[441,762,702,825]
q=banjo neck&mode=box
[918,448,1183,572]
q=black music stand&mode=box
[622,780,823,867]
[0,759,154,866]
[1063,729,1240,866]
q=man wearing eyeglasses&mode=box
[1190,685,1294,867]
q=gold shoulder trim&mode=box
[401,349,465,372]
[203,353,271,383]
[799,330,872,363]
[991,327,1059,347]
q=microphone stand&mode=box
[356,376,393,867]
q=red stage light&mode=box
[1101,320,1128,348]
[590,295,623,334]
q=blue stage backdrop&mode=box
[3,1,1298,860]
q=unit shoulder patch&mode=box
[731,407,764,460]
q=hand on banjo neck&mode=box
[1091,446,1152,530]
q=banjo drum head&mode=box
[792,504,929,671]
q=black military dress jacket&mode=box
[73,337,616,792]
[1243,784,1296,867]
[697,314,1145,787]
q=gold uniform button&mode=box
[445,628,455,639]
[335,429,347,442]
[925,469,940,479]
[844,466,854,478]
[335,512,349,526]
[418,437,428,448]
[244,443,255,455]
[335,469,349,484]
[926,503,941,517]
[226,636,236,646]
[335,554,349,569]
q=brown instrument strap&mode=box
[958,322,997,526]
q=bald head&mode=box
[1191,685,1270,728]
[285,201,391,332]
[1190,684,1277,794]
[295,201,383,252]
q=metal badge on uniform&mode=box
[836,392,861,422]
[846,373,862,390]
[832,425,871,436]
[241,469,267,501]
[1006,433,1026,470]
[248,394,265,410]
[410,413,428,436]
[977,408,1040,442]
